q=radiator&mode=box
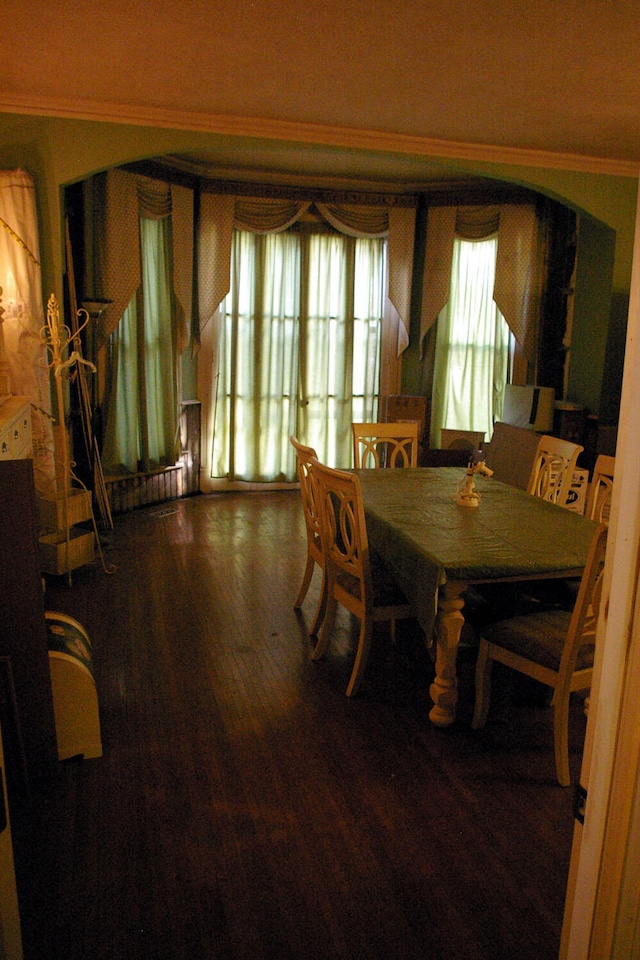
[105,401,201,515]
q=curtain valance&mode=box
[493,205,539,358]
[197,194,415,355]
[137,178,172,219]
[315,202,388,238]
[87,172,416,357]
[419,203,539,360]
[95,169,140,350]
[455,205,500,240]
[234,198,312,233]
[94,170,194,352]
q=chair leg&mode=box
[472,639,493,729]
[308,568,328,638]
[553,690,571,787]
[312,594,337,661]
[345,616,373,698]
[294,553,316,609]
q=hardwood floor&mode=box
[12,490,586,960]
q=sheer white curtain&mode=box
[430,236,512,447]
[102,299,139,473]
[140,217,178,466]
[211,227,385,481]
[101,216,178,473]
[212,230,301,480]
[298,233,383,467]
[420,203,539,359]
[197,195,414,490]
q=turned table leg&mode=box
[429,580,468,727]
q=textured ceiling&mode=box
[2,0,639,184]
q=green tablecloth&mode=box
[357,467,599,640]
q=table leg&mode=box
[429,581,467,727]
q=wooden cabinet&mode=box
[553,402,587,447]
[0,716,23,959]
[0,459,57,801]
[0,397,31,461]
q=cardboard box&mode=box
[545,468,589,514]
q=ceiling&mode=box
[1,0,639,187]
[148,143,496,196]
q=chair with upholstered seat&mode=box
[352,421,419,469]
[472,523,608,786]
[586,454,615,523]
[290,436,326,635]
[309,457,415,697]
[527,434,584,509]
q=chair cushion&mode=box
[481,609,595,672]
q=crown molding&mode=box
[124,158,539,209]
[1,94,639,180]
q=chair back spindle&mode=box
[527,434,583,509]
[586,454,615,524]
[352,422,419,469]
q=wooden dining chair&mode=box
[472,522,608,786]
[586,454,615,523]
[309,457,415,697]
[526,434,584,509]
[352,421,419,469]
[290,436,326,635]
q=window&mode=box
[430,235,513,446]
[101,215,179,473]
[211,227,386,481]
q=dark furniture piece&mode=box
[0,459,57,807]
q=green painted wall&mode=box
[570,215,617,421]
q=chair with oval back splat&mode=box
[472,522,608,786]
[352,422,419,469]
[526,434,584,509]
[309,456,416,697]
[290,436,326,636]
[586,454,615,524]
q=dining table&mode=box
[356,466,599,727]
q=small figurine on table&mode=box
[456,449,493,507]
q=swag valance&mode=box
[93,169,194,353]
[197,194,416,355]
[93,169,416,357]
[420,203,540,360]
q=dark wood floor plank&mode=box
[11,490,585,960]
